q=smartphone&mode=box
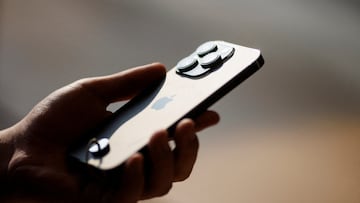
[70,40,264,170]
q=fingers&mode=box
[141,130,174,199]
[173,119,199,182]
[141,110,219,195]
[171,111,219,182]
[77,63,166,104]
[112,154,144,203]
[193,110,220,132]
[115,111,219,200]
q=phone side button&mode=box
[88,138,110,158]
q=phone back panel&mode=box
[71,41,264,170]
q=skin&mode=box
[0,63,220,202]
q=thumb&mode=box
[77,63,166,105]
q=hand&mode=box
[0,63,219,202]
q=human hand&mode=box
[0,63,219,202]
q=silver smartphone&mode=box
[70,40,264,170]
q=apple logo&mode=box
[151,95,175,110]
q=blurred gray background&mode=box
[1,0,359,202]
